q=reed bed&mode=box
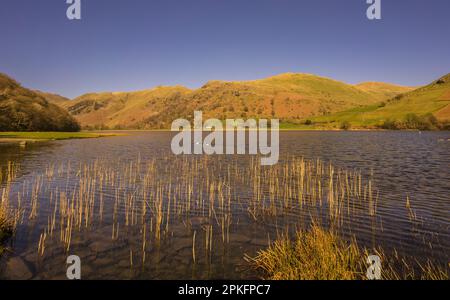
[0,155,447,279]
[0,162,21,255]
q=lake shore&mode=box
[0,132,120,143]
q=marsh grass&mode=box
[0,206,13,255]
[247,225,449,280]
[0,162,21,255]
[246,224,364,280]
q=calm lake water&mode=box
[0,131,449,279]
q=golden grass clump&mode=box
[1,162,21,255]
[0,204,16,256]
[247,225,449,280]
[0,206,12,242]
[246,224,364,280]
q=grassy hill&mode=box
[0,74,80,132]
[34,90,70,104]
[354,82,414,100]
[63,73,410,130]
[62,86,193,129]
[306,74,450,130]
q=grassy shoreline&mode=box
[0,132,119,143]
[83,127,450,132]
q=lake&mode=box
[0,131,449,279]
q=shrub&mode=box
[340,121,351,130]
[404,113,440,130]
[381,114,443,131]
[381,119,400,130]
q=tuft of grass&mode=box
[246,224,364,280]
[247,225,449,280]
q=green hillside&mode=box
[354,82,414,100]
[306,74,450,130]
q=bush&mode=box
[381,114,443,131]
[381,119,400,130]
[340,121,351,130]
[304,119,313,126]
[404,113,440,130]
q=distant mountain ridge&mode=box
[3,71,447,131]
[60,73,413,129]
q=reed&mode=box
[0,162,21,255]
[192,230,197,264]
[0,155,445,280]
[0,206,12,255]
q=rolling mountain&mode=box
[62,73,411,129]
[309,73,450,129]
[0,74,80,132]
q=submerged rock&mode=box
[89,241,114,253]
[170,237,193,252]
[250,238,270,247]
[5,256,33,280]
[190,217,211,228]
[229,233,251,243]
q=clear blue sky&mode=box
[1,0,449,98]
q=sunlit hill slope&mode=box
[0,74,80,132]
[308,73,450,129]
[62,73,412,129]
